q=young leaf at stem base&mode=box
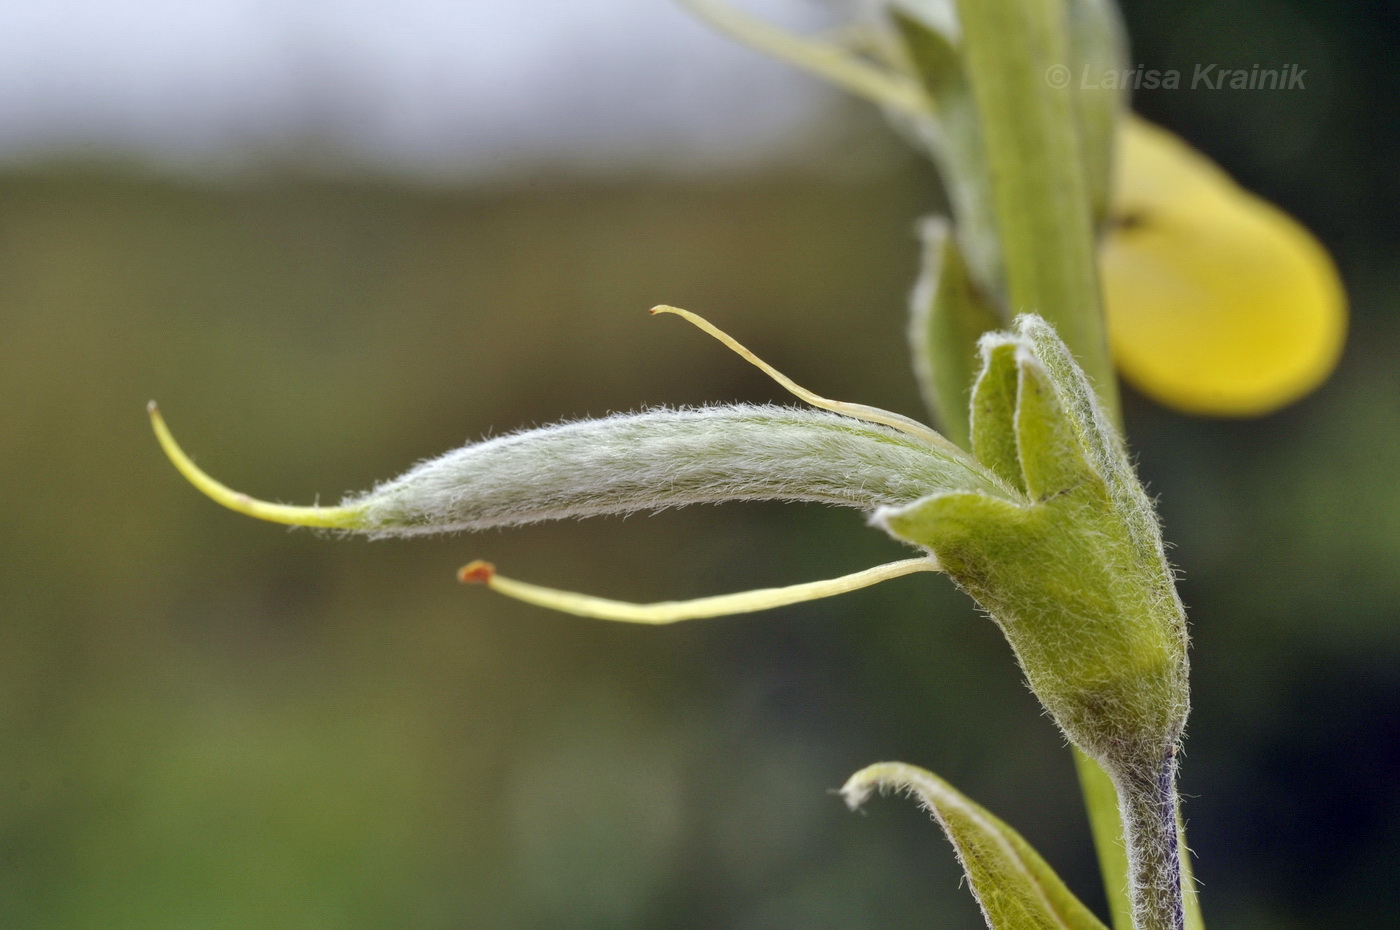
[843,762,1108,930]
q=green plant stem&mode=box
[953,0,1117,414]
[1116,754,1185,930]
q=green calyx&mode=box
[877,314,1188,777]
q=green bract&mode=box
[880,315,1189,773]
[877,314,1189,930]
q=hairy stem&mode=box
[1115,753,1184,930]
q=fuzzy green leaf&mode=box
[969,337,1026,493]
[909,218,1005,450]
[843,762,1109,930]
[1014,350,1099,500]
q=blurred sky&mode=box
[0,0,836,175]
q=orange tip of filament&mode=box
[458,561,496,584]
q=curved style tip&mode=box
[458,557,940,625]
[650,305,967,457]
[147,403,365,529]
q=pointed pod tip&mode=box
[147,403,365,530]
[458,561,496,585]
[648,304,955,450]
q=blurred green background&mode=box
[2,1,1397,928]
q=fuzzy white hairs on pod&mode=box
[348,403,1004,537]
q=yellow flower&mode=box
[1101,116,1347,416]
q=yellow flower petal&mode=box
[1101,116,1347,416]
